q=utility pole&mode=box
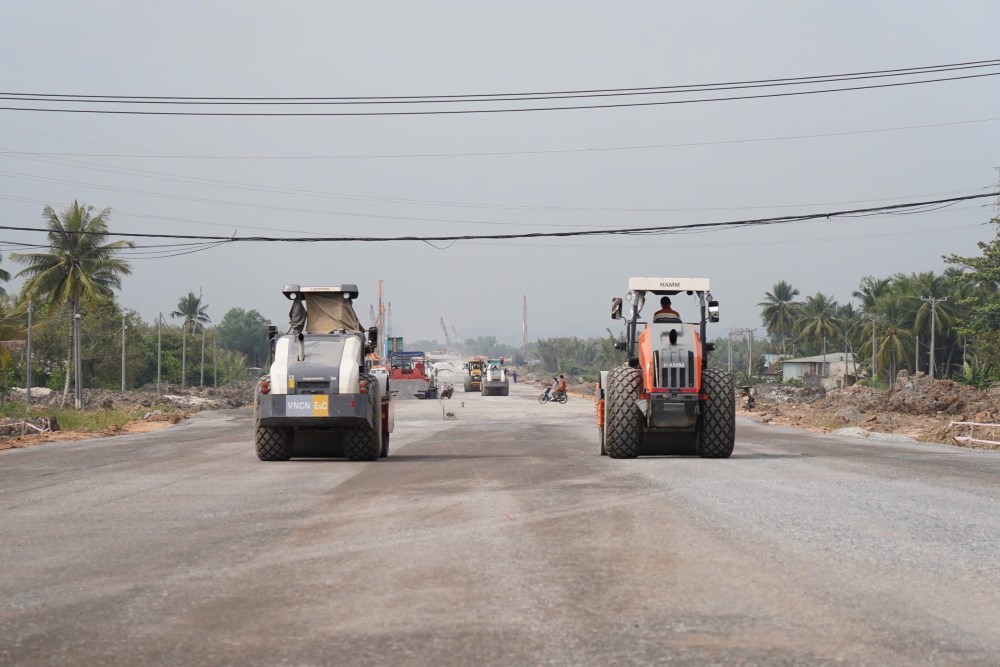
[730,328,753,377]
[844,337,848,388]
[867,314,879,383]
[157,313,162,394]
[74,309,82,409]
[213,335,218,388]
[121,317,127,392]
[25,301,32,412]
[181,323,186,388]
[727,330,734,372]
[522,295,528,365]
[376,279,384,359]
[915,334,919,374]
[920,296,948,379]
[200,326,206,387]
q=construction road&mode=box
[2,381,999,667]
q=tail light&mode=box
[359,378,368,394]
[260,378,271,395]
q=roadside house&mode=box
[780,352,857,390]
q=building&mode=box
[779,352,857,390]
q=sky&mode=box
[1,1,998,346]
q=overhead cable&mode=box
[2,58,998,102]
[5,116,999,159]
[0,193,993,243]
[1,71,998,116]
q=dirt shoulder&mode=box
[1,381,254,451]
[743,370,999,448]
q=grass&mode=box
[0,402,181,432]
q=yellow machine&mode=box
[464,356,486,393]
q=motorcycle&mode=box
[740,386,755,411]
[538,390,568,405]
[440,383,454,399]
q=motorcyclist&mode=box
[555,374,568,399]
[543,376,558,400]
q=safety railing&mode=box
[0,417,54,438]
[947,421,1000,448]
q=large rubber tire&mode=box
[254,384,292,461]
[344,375,382,461]
[605,365,644,459]
[697,367,736,459]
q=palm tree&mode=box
[852,276,891,313]
[0,254,10,296]
[871,293,915,382]
[171,291,210,387]
[11,202,133,406]
[792,292,842,355]
[758,280,800,355]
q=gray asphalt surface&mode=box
[2,381,999,666]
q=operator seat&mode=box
[652,314,682,323]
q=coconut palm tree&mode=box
[870,292,915,383]
[889,270,964,377]
[758,280,800,355]
[171,291,210,387]
[0,254,10,296]
[10,202,133,405]
[792,293,842,355]
[853,276,892,313]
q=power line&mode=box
[0,192,993,243]
[5,116,1000,159]
[1,149,991,214]
[4,63,999,105]
[4,58,998,102]
[2,72,998,116]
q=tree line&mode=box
[759,218,998,385]
[4,202,996,396]
[0,202,272,401]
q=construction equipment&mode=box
[463,356,486,393]
[440,317,452,352]
[254,284,394,462]
[388,349,431,399]
[595,277,734,459]
[481,358,510,396]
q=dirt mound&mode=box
[874,371,989,417]
[749,370,998,445]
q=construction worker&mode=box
[653,296,681,322]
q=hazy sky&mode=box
[1,1,998,346]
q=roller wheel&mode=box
[696,368,736,459]
[605,365,644,459]
[254,383,292,461]
[345,374,382,461]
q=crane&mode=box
[440,317,452,351]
